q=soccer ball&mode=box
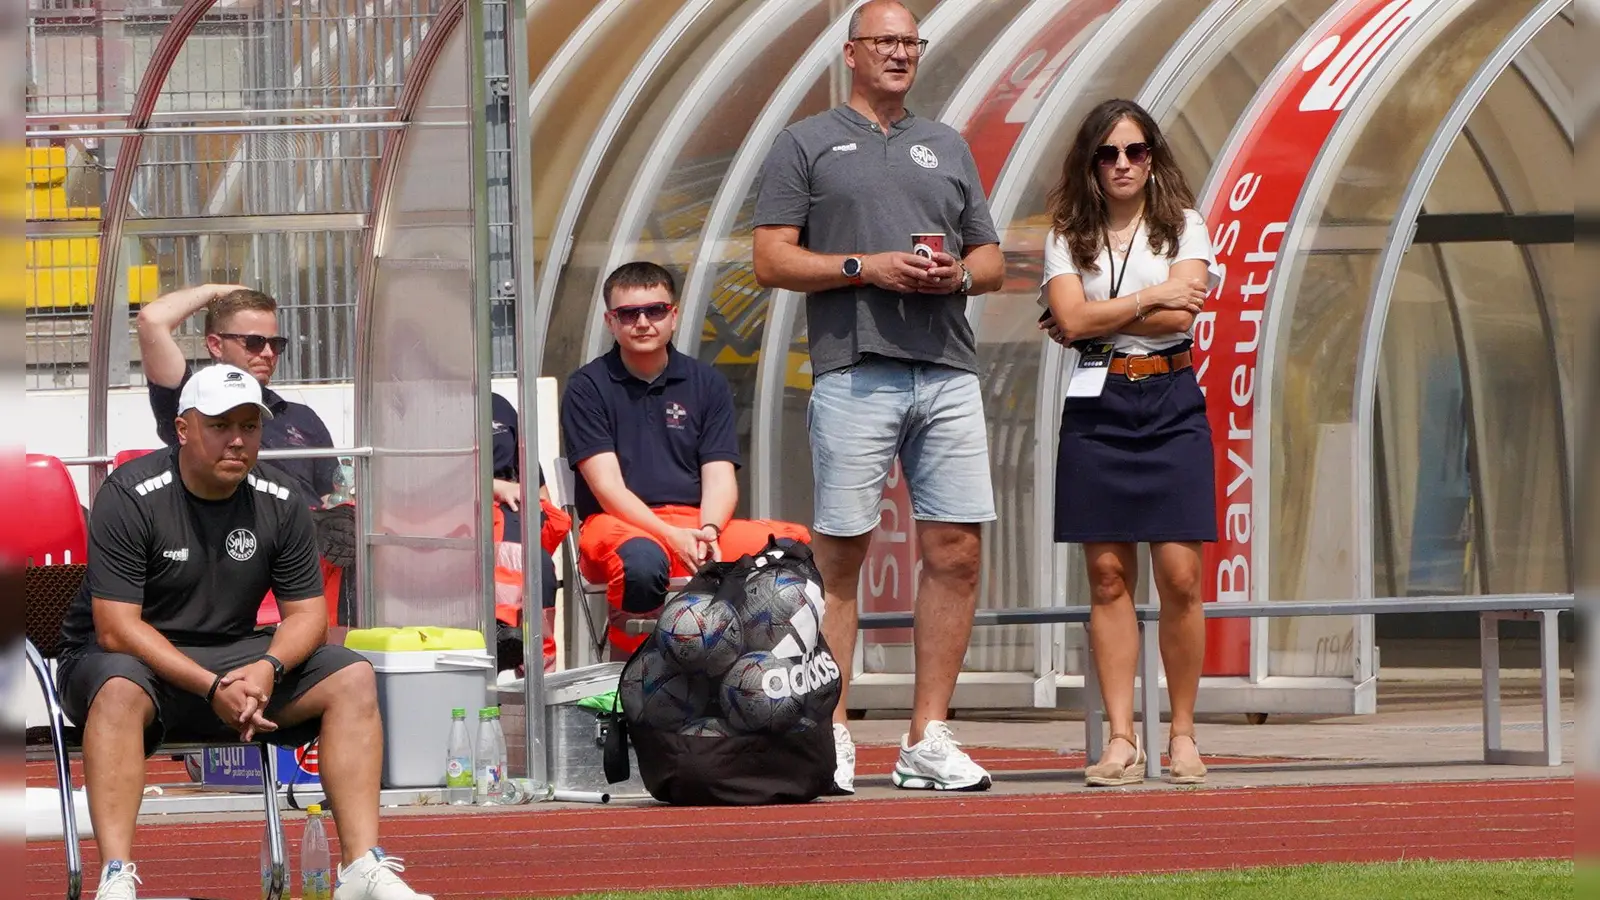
[720,651,805,734]
[739,567,820,653]
[620,649,712,731]
[656,590,743,678]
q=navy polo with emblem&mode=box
[148,363,337,506]
[559,345,740,522]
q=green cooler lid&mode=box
[343,626,487,653]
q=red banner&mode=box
[859,3,1115,651]
[1194,0,1430,673]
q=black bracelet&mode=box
[205,674,222,704]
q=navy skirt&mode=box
[1054,354,1218,544]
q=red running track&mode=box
[26,778,1571,899]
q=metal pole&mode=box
[500,0,548,794]
[463,0,496,665]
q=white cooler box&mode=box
[544,663,647,798]
[345,627,495,789]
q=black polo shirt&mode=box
[58,446,324,654]
[149,363,337,506]
[560,346,740,522]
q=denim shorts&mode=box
[806,356,996,537]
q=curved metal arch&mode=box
[524,0,630,123]
[579,0,830,365]
[526,0,722,376]
[674,0,868,353]
[934,0,1092,130]
[970,0,1215,329]
[740,0,992,518]
[1138,0,1282,115]
[86,0,224,500]
[1357,0,1575,594]
[1256,0,1531,608]
[199,18,420,216]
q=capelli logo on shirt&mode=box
[831,142,857,153]
[161,547,190,562]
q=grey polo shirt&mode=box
[752,106,1000,377]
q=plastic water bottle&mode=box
[475,707,507,805]
[323,460,355,507]
[301,804,332,900]
[445,707,475,804]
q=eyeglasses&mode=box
[853,35,928,58]
[1094,142,1152,167]
[607,302,675,325]
[218,333,289,354]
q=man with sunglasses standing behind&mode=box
[752,0,1005,796]
[561,262,811,659]
[137,284,346,621]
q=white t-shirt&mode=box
[1039,208,1220,354]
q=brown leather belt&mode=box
[1109,350,1192,381]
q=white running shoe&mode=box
[95,861,141,900]
[333,849,433,900]
[830,722,857,795]
[891,721,992,792]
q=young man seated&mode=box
[55,365,430,900]
[561,261,811,658]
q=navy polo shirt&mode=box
[148,363,337,507]
[560,345,741,522]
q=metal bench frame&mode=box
[860,593,1573,779]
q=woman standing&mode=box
[1039,98,1217,786]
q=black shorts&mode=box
[57,631,368,756]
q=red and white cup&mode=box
[911,232,945,260]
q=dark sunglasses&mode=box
[219,333,289,354]
[608,302,675,325]
[1094,142,1152,167]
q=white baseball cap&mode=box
[177,364,275,419]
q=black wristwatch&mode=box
[260,654,286,685]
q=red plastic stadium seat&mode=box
[20,454,87,566]
[112,448,156,469]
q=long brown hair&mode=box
[1045,99,1195,274]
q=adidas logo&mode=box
[757,571,840,701]
[760,651,841,701]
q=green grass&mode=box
[537,860,1571,900]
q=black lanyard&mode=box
[1105,229,1129,299]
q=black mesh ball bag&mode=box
[607,536,840,805]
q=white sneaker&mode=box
[891,721,992,792]
[829,722,856,795]
[334,849,432,900]
[95,861,141,900]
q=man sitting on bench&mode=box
[55,365,430,900]
[561,261,811,658]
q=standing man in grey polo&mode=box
[751,0,1004,795]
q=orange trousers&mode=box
[577,504,811,656]
[493,498,572,673]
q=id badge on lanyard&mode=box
[1067,340,1115,398]
[1066,237,1129,399]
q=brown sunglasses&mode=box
[1094,142,1152,166]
